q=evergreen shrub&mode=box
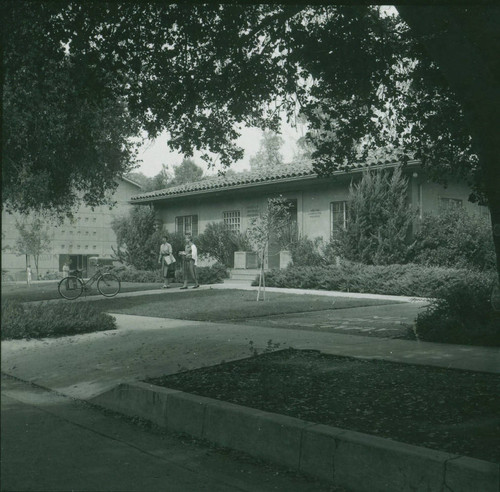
[255,263,494,299]
[1,300,116,340]
[333,167,417,265]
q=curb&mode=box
[90,382,499,492]
[213,283,431,303]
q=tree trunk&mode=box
[34,254,39,280]
[483,158,500,285]
[489,201,500,286]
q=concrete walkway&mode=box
[2,307,499,406]
[1,375,335,492]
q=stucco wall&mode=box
[151,171,488,249]
[417,178,488,217]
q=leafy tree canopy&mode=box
[170,158,204,187]
[3,3,499,276]
[4,4,488,196]
[2,1,141,217]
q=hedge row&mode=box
[110,262,229,285]
[255,263,496,299]
[1,300,117,340]
[256,263,499,347]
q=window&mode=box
[439,197,463,210]
[331,201,348,233]
[223,211,241,232]
[175,215,198,236]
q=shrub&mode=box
[196,262,229,284]
[110,262,228,285]
[1,300,117,340]
[254,263,496,299]
[290,236,325,267]
[39,271,60,280]
[333,167,417,265]
[111,206,163,270]
[164,231,187,262]
[409,207,496,271]
[197,222,252,267]
[415,274,500,346]
[110,266,163,283]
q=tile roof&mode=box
[131,150,417,203]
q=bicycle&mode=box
[58,265,121,300]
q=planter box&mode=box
[234,251,259,269]
[279,250,293,269]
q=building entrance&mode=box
[59,255,94,277]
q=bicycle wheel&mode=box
[97,273,121,297]
[58,276,84,300]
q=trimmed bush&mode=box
[110,266,163,283]
[254,263,496,299]
[110,263,228,285]
[1,300,117,340]
[415,275,500,346]
[196,262,229,284]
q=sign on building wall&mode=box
[308,209,322,218]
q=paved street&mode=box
[1,375,338,492]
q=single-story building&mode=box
[130,157,489,269]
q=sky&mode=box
[136,121,305,177]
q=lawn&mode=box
[0,281,175,303]
[78,288,400,322]
[147,349,500,464]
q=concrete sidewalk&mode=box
[1,375,334,492]
[2,312,499,405]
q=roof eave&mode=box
[130,160,421,204]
